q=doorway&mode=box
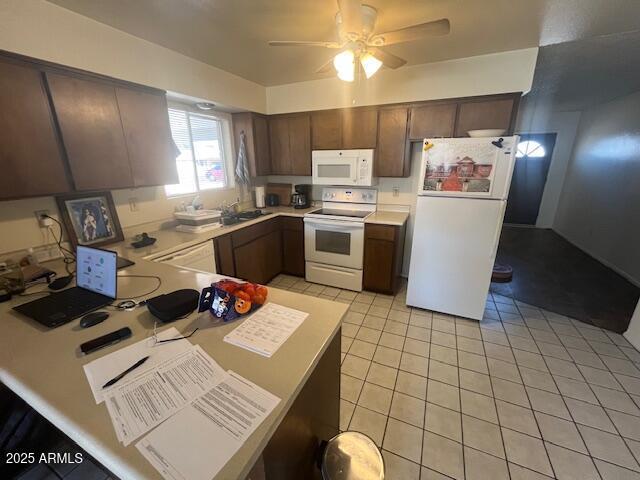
[505,133,557,225]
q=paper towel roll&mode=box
[255,186,266,208]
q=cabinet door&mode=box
[409,103,457,139]
[363,238,395,294]
[214,234,235,277]
[311,110,342,150]
[263,229,284,282]
[253,115,271,176]
[115,87,178,187]
[455,97,517,137]
[46,72,133,190]
[288,115,311,176]
[376,107,410,177]
[342,108,378,149]
[234,230,282,284]
[0,60,70,199]
[282,217,305,276]
[234,238,266,283]
[269,115,291,175]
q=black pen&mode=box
[102,356,150,389]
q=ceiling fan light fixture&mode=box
[333,49,355,82]
[360,52,382,78]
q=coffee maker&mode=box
[291,184,311,209]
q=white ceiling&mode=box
[47,0,640,86]
[524,30,640,112]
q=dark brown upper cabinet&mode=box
[46,72,133,191]
[376,107,410,177]
[311,109,342,150]
[288,114,311,176]
[454,96,518,137]
[232,112,271,177]
[0,59,70,200]
[342,107,378,149]
[268,115,291,175]
[409,103,457,140]
[268,114,311,176]
[116,87,178,187]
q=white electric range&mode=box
[304,187,377,291]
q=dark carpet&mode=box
[491,226,639,333]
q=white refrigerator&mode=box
[407,136,518,320]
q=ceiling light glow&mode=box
[360,52,382,78]
[333,49,355,82]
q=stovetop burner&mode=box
[310,208,372,219]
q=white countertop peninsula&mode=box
[0,256,346,479]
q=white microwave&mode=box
[312,149,376,186]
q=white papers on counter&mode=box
[136,371,280,480]
[83,327,192,404]
[105,345,226,446]
[223,303,308,357]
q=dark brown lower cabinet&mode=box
[261,329,339,478]
[230,218,283,285]
[216,216,405,292]
[363,223,406,295]
[281,217,305,277]
[213,235,235,277]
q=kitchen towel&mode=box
[235,131,250,185]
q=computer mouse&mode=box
[80,311,109,328]
[49,275,73,291]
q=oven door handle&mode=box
[304,218,365,230]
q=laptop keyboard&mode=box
[51,288,112,316]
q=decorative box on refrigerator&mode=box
[407,136,518,320]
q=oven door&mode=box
[312,153,358,186]
[304,218,364,269]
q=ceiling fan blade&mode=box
[268,40,341,48]
[371,18,450,46]
[337,0,362,35]
[369,47,407,69]
[316,58,335,74]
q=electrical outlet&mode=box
[34,210,50,227]
[128,197,139,212]
[392,187,400,197]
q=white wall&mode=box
[554,90,640,285]
[0,0,266,112]
[266,48,539,113]
[515,105,582,227]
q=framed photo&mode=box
[56,191,123,249]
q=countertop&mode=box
[365,210,409,226]
[114,205,407,261]
[0,258,347,479]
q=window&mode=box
[165,108,229,196]
[516,140,546,158]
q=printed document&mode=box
[136,371,280,480]
[105,345,226,445]
[223,303,308,357]
[83,327,192,403]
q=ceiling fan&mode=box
[268,0,450,81]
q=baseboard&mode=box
[553,229,640,288]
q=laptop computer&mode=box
[14,246,118,328]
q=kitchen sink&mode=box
[221,210,268,225]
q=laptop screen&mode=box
[76,246,117,298]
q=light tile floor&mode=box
[270,274,640,480]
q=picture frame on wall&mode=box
[55,191,123,249]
